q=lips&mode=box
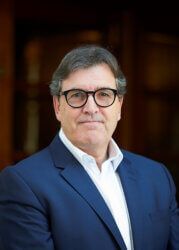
[80,120,103,123]
[78,116,104,123]
[79,121,104,127]
[77,114,104,125]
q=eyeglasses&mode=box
[59,88,119,108]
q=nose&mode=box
[82,95,99,114]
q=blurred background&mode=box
[0,0,179,198]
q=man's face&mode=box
[53,63,123,150]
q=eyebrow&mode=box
[62,86,115,91]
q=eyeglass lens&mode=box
[65,88,116,108]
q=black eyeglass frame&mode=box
[59,88,119,108]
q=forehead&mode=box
[62,64,116,90]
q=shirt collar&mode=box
[59,128,123,171]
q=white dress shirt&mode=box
[59,129,133,250]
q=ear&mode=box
[53,96,61,121]
[117,97,123,121]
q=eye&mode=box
[97,89,112,98]
[68,90,86,100]
[100,92,109,97]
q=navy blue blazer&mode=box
[0,134,179,250]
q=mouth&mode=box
[78,116,104,126]
[78,121,104,130]
[79,121,103,124]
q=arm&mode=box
[0,167,55,250]
[164,166,179,250]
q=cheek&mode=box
[117,110,121,121]
[112,112,121,124]
[58,108,79,128]
[108,105,122,121]
[115,102,123,121]
[104,106,122,130]
[55,110,61,123]
[55,106,65,123]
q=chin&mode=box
[83,133,106,145]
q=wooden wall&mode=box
[0,0,14,169]
[0,1,179,198]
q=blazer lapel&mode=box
[49,135,127,250]
[117,155,146,250]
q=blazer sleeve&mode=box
[0,167,55,250]
[163,166,179,250]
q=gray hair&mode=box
[49,44,127,96]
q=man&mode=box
[0,45,178,250]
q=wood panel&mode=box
[0,0,14,169]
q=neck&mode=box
[79,143,109,170]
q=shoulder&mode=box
[16,147,51,169]
[120,150,178,196]
[0,147,53,181]
[121,149,172,179]
[2,133,63,173]
[0,133,66,188]
[122,149,161,166]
